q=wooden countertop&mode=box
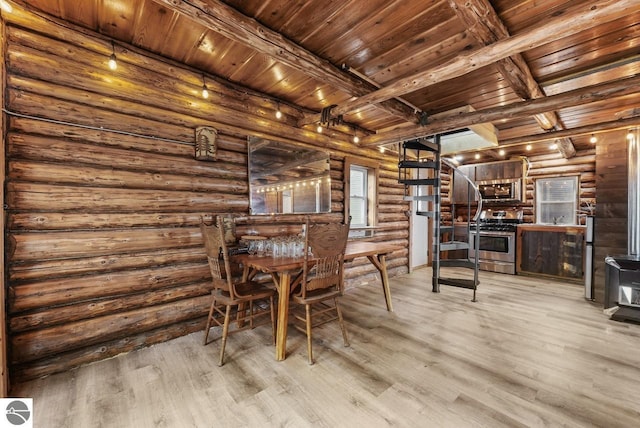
[517,224,586,232]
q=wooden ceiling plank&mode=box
[499,115,640,148]
[447,0,573,157]
[361,74,640,146]
[324,0,639,119]
[151,0,419,124]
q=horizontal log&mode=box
[10,263,211,313]
[11,317,205,382]
[6,182,248,213]
[10,281,211,332]
[11,295,210,363]
[7,212,223,232]
[8,132,247,179]
[8,160,249,194]
[10,226,207,262]
[9,247,206,282]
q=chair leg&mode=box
[269,295,276,345]
[305,304,314,365]
[219,304,232,367]
[203,296,217,346]
[335,298,349,347]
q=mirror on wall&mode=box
[248,137,332,215]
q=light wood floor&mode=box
[10,268,640,427]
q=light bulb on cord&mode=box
[526,144,532,151]
[627,129,635,141]
[108,41,117,70]
[590,134,597,144]
[201,75,209,99]
[317,124,323,133]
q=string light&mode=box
[550,142,558,150]
[526,144,532,151]
[498,149,505,156]
[316,124,323,133]
[474,153,480,160]
[275,102,282,119]
[589,134,597,144]
[108,41,117,70]
[627,129,635,141]
[201,74,209,99]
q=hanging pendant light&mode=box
[201,74,209,99]
[108,41,117,70]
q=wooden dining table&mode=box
[235,241,402,361]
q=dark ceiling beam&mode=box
[151,0,419,125]
[319,0,637,121]
[361,74,640,146]
[447,0,576,158]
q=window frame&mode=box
[344,157,379,228]
[534,174,579,225]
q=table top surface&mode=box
[234,241,402,273]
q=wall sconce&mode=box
[194,126,218,161]
[108,41,117,70]
[201,74,209,99]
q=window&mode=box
[350,166,368,227]
[535,176,578,225]
[344,158,378,231]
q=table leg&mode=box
[275,271,291,361]
[367,254,394,312]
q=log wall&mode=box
[1,10,409,381]
[594,140,627,303]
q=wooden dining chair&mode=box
[290,218,350,364]
[200,217,276,366]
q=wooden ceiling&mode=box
[13,0,640,160]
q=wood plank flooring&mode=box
[10,268,640,427]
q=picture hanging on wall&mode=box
[194,126,218,161]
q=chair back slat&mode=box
[200,217,234,295]
[300,219,350,297]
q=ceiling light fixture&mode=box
[108,41,117,70]
[201,74,209,99]
[590,134,598,144]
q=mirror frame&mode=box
[247,137,332,215]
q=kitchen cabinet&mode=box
[475,159,524,182]
[451,165,475,204]
[516,224,585,282]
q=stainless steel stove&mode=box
[470,209,523,274]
